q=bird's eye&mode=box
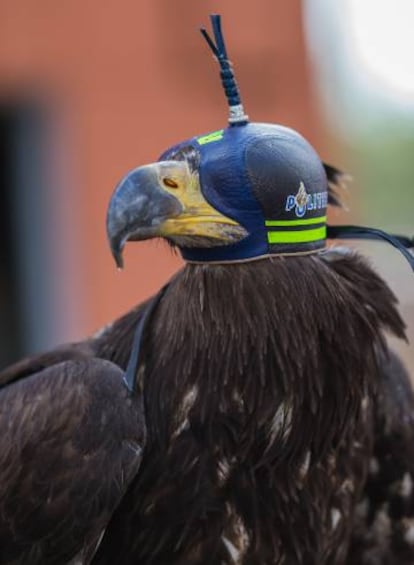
[162,177,179,189]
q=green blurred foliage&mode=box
[345,118,414,231]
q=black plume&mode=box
[323,163,351,209]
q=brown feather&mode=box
[348,350,414,564]
[0,356,145,564]
[92,248,407,564]
[2,247,409,564]
[323,162,351,209]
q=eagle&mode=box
[1,14,414,565]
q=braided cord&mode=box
[200,14,249,126]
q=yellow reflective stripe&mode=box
[267,226,326,244]
[265,216,326,227]
[197,130,224,145]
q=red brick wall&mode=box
[0,0,323,337]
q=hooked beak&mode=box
[107,160,246,267]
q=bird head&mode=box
[107,123,329,267]
[107,14,413,270]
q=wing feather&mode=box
[0,357,145,565]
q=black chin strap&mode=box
[123,283,170,394]
[328,225,414,272]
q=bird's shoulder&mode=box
[0,309,148,564]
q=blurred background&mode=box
[0,0,412,369]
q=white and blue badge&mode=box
[285,182,328,218]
